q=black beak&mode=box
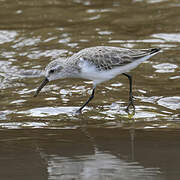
[34,77,49,97]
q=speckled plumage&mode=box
[34,46,161,113]
[66,46,159,71]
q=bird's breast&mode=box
[78,58,119,84]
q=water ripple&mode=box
[152,33,180,42]
[0,30,17,44]
[153,63,178,73]
[157,96,180,110]
[18,106,80,117]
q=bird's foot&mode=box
[126,96,135,113]
[75,108,82,114]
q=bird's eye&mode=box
[49,69,55,74]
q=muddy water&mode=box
[0,0,180,179]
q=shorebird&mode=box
[34,46,161,113]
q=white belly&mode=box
[78,54,154,85]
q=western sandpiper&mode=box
[34,46,161,113]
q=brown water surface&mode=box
[0,0,180,179]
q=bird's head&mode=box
[34,59,66,97]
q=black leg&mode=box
[122,73,135,112]
[76,88,96,113]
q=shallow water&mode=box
[0,0,180,179]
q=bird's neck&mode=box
[63,63,80,78]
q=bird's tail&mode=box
[150,48,161,54]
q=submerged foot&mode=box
[76,108,82,114]
[126,96,135,113]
